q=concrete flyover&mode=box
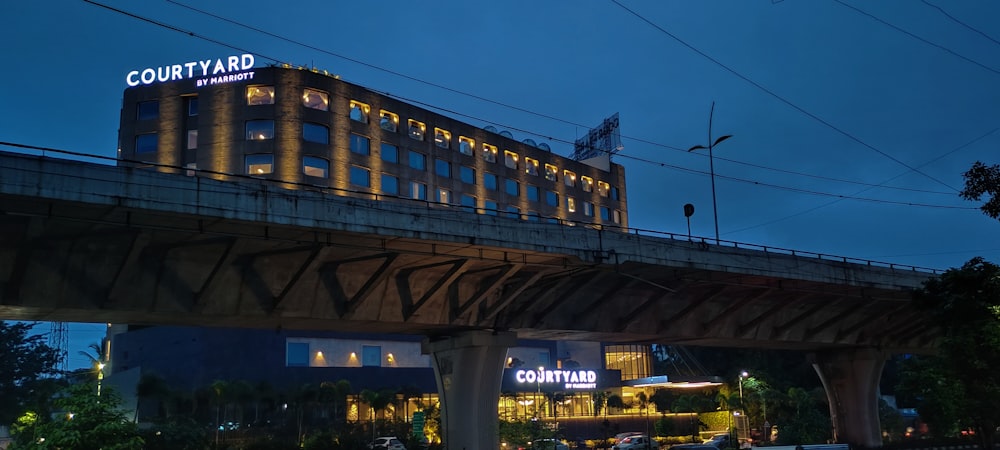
[0,151,939,448]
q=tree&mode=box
[134,373,170,422]
[775,387,830,445]
[10,383,143,450]
[907,257,1000,449]
[650,389,675,415]
[961,161,1000,219]
[0,322,62,426]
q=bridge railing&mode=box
[0,143,944,276]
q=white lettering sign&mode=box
[514,369,598,390]
[126,54,255,86]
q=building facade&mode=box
[118,64,627,227]
[108,325,668,424]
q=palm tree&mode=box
[637,391,649,417]
[134,373,170,422]
[231,380,254,427]
[211,379,231,446]
[372,388,397,420]
[593,391,610,418]
[606,394,626,415]
[399,384,421,420]
[253,380,276,425]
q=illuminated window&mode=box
[303,89,329,111]
[380,143,398,163]
[484,173,498,190]
[566,197,576,213]
[600,206,611,221]
[436,188,451,204]
[460,194,476,211]
[434,128,451,149]
[527,185,540,202]
[505,205,521,220]
[484,200,498,216]
[505,179,519,197]
[303,156,329,178]
[350,133,370,155]
[409,181,427,200]
[581,176,594,192]
[137,100,158,120]
[459,136,475,155]
[524,158,539,176]
[379,110,398,132]
[135,133,157,153]
[246,120,274,140]
[584,202,594,217]
[186,97,198,116]
[408,151,426,170]
[564,170,576,187]
[185,163,197,177]
[381,174,399,195]
[545,190,558,207]
[504,151,518,169]
[460,166,475,184]
[604,345,652,381]
[349,166,370,187]
[408,119,425,141]
[544,164,557,181]
[245,154,273,175]
[303,123,329,144]
[435,159,451,178]
[247,86,274,105]
[614,210,622,224]
[350,100,370,123]
[186,130,197,150]
[598,181,610,198]
[482,144,498,163]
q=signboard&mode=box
[412,411,425,437]
[126,54,256,87]
[502,368,608,392]
[572,113,623,161]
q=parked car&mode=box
[671,444,721,450]
[532,438,570,450]
[613,434,659,450]
[704,434,731,448]
[369,436,407,450]
[614,432,644,444]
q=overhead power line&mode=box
[81,1,967,207]
[921,0,1000,48]
[833,0,1000,76]
[608,0,959,193]
[156,0,954,195]
[725,125,1000,235]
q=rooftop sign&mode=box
[126,54,256,87]
[572,112,623,162]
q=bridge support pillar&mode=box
[422,330,517,450]
[810,348,887,447]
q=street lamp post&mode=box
[738,371,749,447]
[96,362,105,397]
[688,101,732,245]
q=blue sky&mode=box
[3,1,999,369]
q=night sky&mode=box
[3,1,998,368]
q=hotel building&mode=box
[118,64,627,227]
